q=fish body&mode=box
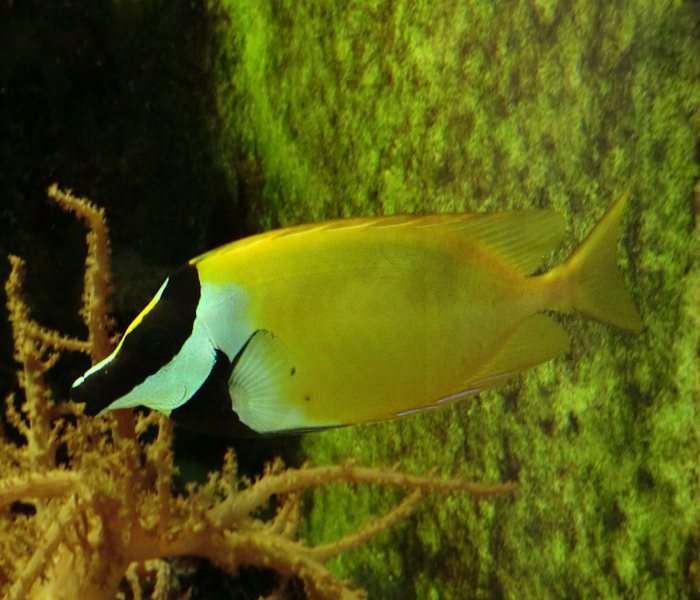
[72,194,642,435]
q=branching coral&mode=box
[1,186,515,600]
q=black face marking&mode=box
[135,327,177,366]
[73,263,201,416]
[171,349,259,437]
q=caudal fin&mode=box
[551,190,643,332]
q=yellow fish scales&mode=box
[72,192,642,436]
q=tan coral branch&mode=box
[7,495,81,600]
[0,471,80,508]
[47,184,115,363]
[5,255,57,467]
[309,489,423,563]
[46,185,136,440]
[208,460,516,527]
[208,530,367,600]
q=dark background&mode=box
[0,2,302,597]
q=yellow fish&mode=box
[72,193,642,435]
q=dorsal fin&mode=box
[454,210,566,274]
[279,211,565,275]
[194,211,565,276]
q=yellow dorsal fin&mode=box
[455,210,566,275]
[280,211,565,275]
[194,210,565,276]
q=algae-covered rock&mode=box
[210,0,700,598]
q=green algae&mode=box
[210,0,700,598]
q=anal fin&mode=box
[463,313,569,395]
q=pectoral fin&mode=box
[228,329,305,433]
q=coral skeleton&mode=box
[1,186,515,599]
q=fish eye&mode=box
[135,327,176,365]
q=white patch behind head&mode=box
[101,317,218,415]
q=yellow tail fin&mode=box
[550,190,643,332]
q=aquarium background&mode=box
[1,0,699,598]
